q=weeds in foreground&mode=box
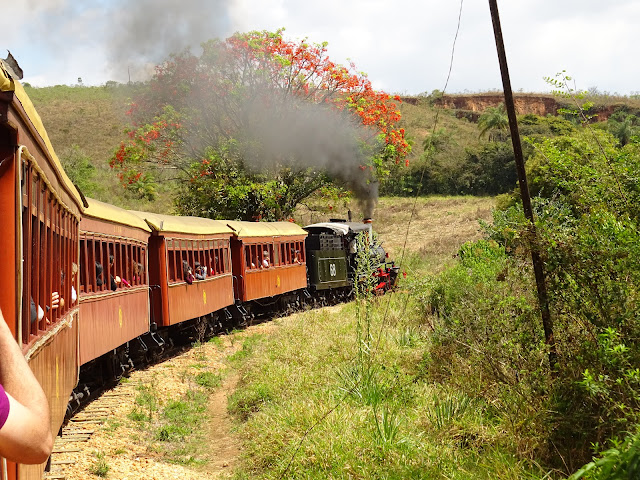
[426,393,473,430]
[227,298,549,479]
[89,452,110,477]
[372,405,404,447]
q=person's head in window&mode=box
[95,262,104,286]
[70,262,78,303]
[183,260,194,284]
[107,255,120,290]
[194,261,206,280]
[133,261,144,282]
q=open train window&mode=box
[21,161,79,345]
[244,245,251,269]
[167,243,177,282]
[80,237,147,290]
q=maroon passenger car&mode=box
[130,212,235,328]
[78,198,151,366]
[226,221,308,316]
[1,64,82,480]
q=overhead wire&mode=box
[374,0,465,353]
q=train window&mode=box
[79,239,87,293]
[97,241,106,292]
[87,238,95,292]
[136,245,141,286]
[244,246,251,269]
[212,241,218,275]
[213,246,218,274]
[177,247,183,282]
[79,238,147,290]
[109,242,116,290]
[131,244,137,286]
[206,244,211,273]
[125,243,131,286]
[196,241,203,271]
[169,241,177,283]
[252,245,259,269]
[167,248,177,282]
[256,246,263,268]
[297,242,303,263]
[132,244,138,286]
[141,246,145,285]
[186,243,193,273]
[181,249,188,280]
[21,161,79,345]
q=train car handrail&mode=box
[232,275,243,302]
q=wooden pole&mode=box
[488,0,557,371]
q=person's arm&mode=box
[0,310,52,464]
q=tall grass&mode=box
[227,283,551,479]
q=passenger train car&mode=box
[1,61,82,480]
[0,60,398,479]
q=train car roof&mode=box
[0,63,83,211]
[304,222,371,235]
[83,198,152,232]
[128,211,234,236]
[225,220,308,239]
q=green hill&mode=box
[24,83,637,211]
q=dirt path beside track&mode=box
[46,326,270,480]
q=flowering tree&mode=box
[110,29,409,219]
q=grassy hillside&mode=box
[24,84,177,212]
[398,98,481,165]
[23,83,636,213]
[25,84,132,166]
[23,84,491,212]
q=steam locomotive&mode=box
[0,61,398,479]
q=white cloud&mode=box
[7,0,640,94]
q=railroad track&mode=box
[40,332,241,480]
[45,386,137,480]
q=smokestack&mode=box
[363,217,373,246]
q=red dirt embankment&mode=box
[402,93,621,122]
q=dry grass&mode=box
[295,195,495,275]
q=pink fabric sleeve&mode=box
[0,384,9,429]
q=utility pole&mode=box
[488,0,557,371]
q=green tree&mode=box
[175,144,332,221]
[477,103,509,141]
[111,29,409,218]
[608,111,639,146]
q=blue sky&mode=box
[3,0,639,96]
